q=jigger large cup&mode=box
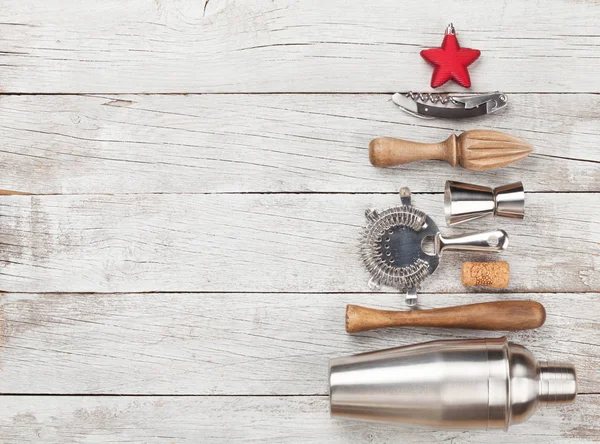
[444,181,525,226]
[329,337,576,430]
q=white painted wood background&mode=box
[0,0,598,442]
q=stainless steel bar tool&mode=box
[392,91,508,119]
[445,180,525,226]
[329,337,576,430]
[361,187,508,305]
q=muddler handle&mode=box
[346,301,546,333]
[369,135,459,167]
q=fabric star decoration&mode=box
[420,24,480,88]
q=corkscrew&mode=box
[404,92,453,104]
[392,91,507,119]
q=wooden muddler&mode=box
[462,261,510,288]
[345,301,546,333]
[369,130,533,170]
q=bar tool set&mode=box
[361,187,508,306]
[327,22,577,431]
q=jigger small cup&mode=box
[444,181,524,226]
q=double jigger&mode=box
[445,180,524,226]
[329,337,576,430]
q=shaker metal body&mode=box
[444,181,525,226]
[329,337,576,430]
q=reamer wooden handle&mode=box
[346,301,546,333]
[369,135,458,167]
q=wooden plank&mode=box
[0,93,598,194]
[0,394,598,443]
[0,292,598,395]
[0,0,599,93]
[0,193,597,293]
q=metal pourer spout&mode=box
[537,361,578,404]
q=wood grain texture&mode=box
[1,1,598,441]
[0,292,598,395]
[369,134,460,168]
[0,193,596,293]
[345,301,545,332]
[0,0,599,93]
[0,93,598,194]
[0,395,598,443]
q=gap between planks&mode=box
[0,394,330,398]
[1,92,600,95]
[1,93,597,194]
[0,191,598,196]
[2,291,599,295]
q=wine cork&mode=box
[462,262,510,288]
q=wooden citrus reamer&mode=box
[346,301,546,333]
[369,129,533,170]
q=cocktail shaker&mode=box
[329,337,576,430]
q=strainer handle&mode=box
[435,229,508,255]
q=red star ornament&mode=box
[420,24,480,88]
